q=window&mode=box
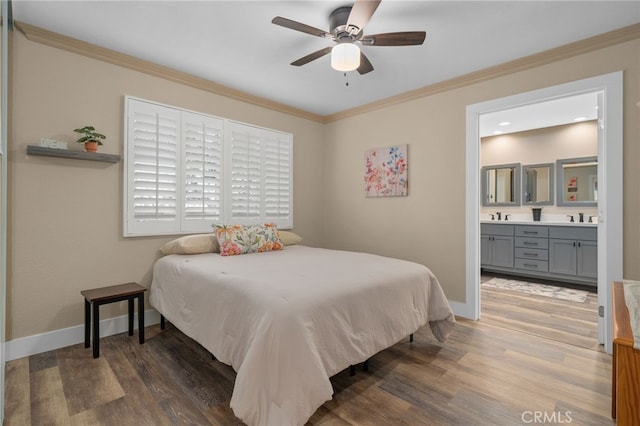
[124,97,293,237]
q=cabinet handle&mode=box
[524,253,538,257]
[573,241,576,247]
[523,264,539,268]
[578,242,582,247]
[523,231,538,235]
[523,242,538,246]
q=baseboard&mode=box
[5,309,161,361]
[449,300,474,320]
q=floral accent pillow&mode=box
[213,224,283,256]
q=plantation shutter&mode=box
[181,112,224,232]
[263,131,293,228]
[227,122,263,224]
[125,97,293,237]
[125,99,180,236]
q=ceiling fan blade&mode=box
[361,31,427,46]
[272,16,330,38]
[357,52,374,75]
[291,46,333,66]
[346,0,381,34]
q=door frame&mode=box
[0,0,10,421]
[465,72,623,354]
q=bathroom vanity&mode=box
[481,222,597,286]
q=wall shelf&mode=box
[26,145,121,163]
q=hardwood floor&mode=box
[481,274,600,351]
[5,293,613,425]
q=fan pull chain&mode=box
[344,72,349,87]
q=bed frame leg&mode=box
[160,315,166,330]
[350,365,356,376]
[211,353,216,361]
[409,333,414,343]
[363,359,369,372]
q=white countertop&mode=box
[480,220,597,227]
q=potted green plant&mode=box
[74,125,106,153]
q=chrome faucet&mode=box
[579,212,584,223]
[496,212,502,221]
[566,215,575,223]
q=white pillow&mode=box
[161,234,219,255]
[279,230,303,246]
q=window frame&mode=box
[123,96,293,237]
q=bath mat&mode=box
[482,277,589,302]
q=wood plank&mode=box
[56,344,125,415]
[30,367,71,425]
[4,358,31,426]
[106,332,217,424]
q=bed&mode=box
[150,244,455,426]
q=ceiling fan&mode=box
[272,0,426,75]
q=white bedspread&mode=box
[150,245,455,426]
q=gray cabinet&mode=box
[577,240,598,279]
[549,239,578,275]
[481,222,597,286]
[481,224,514,269]
[514,225,549,274]
[549,226,597,281]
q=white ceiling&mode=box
[479,92,599,137]
[12,1,640,118]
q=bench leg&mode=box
[92,302,100,358]
[138,294,145,344]
[160,315,166,330]
[409,333,414,343]
[128,298,134,336]
[84,299,90,348]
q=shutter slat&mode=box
[126,98,293,236]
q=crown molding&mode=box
[324,23,640,123]
[14,21,639,125]
[14,21,326,124]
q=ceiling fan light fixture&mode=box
[331,43,360,72]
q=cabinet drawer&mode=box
[549,226,597,241]
[481,223,514,236]
[515,247,549,261]
[515,258,549,272]
[515,226,548,238]
[515,237,549,250]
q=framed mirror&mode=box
[481,163,521,206]
[522,163,554,205]
[556,156,597,207]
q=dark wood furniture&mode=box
[81,282,147,358]
[611,281,640,424]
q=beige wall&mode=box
[481,121,597,167]
[8,31,326,339]
[323,39,640,302]
[7,29,640,340]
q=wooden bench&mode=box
[81,282,147,358]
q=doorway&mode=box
[465,72,623,354]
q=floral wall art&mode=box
[364,144,408,197]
